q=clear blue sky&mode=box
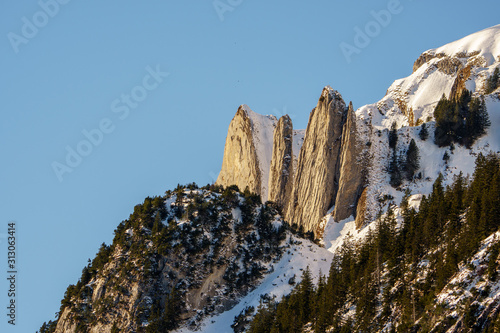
[0,1,498,331]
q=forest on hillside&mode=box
[247,153,500,333]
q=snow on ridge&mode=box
[372,25,500,127]
[322,25,500,255]
[240,105,277,202]
[372,57,457,128]
[430,24,500,66]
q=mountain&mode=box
[216,25,500,244]
[216,105,277,202]
[325,24,500,250]
[40,25,500,333]
[218,87,367,237]
[248,154,500,332]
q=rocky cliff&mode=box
[217,25,500,238]
[216,105,277,201]
[285,87,348,235]
[267,115,294,210]
[332,102,366,223]
[217,87,368,237]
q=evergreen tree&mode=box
[152,212,162,235]
[38,321,57,333]
[404,139,420,180]
[488,242,500,281]
[419,123,429,141]
[389,150,402,187]
[434,94,455,147]
[465,96,490,147]
[434,91,489,147]
[297,266,314,325]
[314,273,329,333]
[248,300,276,333]
[163,287,183,330]
[443,150,450,162]
[486,67,500,93]
[388,122,398,149]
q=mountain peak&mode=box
[429,24,500,66]
[218,105,277,201]
[322,85,343,101]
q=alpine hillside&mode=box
[39,24,500,333]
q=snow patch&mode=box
[241,105,277,202]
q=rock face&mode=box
[216,105,277,201]
[333,102,366,222]
[217,88,368,237]
[354,187,368,229]
[285,87,347,235]
[268,115,294,210]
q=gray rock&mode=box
[285,87,347,235]
[216,106,263,198]
[333,102,366,222]
[268,115,294,210]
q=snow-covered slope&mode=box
[196,24,500,328]
[433,24,500,66]
[323,25,500,253]
[240,105,277,202]
[176,234,333,333]
[433,231,500,331]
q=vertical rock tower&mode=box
[217,87,366,237]
[216,105,277,202]
[268,115,294,210]
[285,87,347,234]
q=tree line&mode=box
[248,152,500,332]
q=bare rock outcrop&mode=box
[354,187,368,229]
[216,105,277,201]
[217,88,368,237]
[268,115,294,210]
[413,52,446,72]
[435,57,463,75]
[285,87,347,235]
[333,102,366,222]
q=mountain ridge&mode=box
[216,24,500,241]
[39,24,500,333]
